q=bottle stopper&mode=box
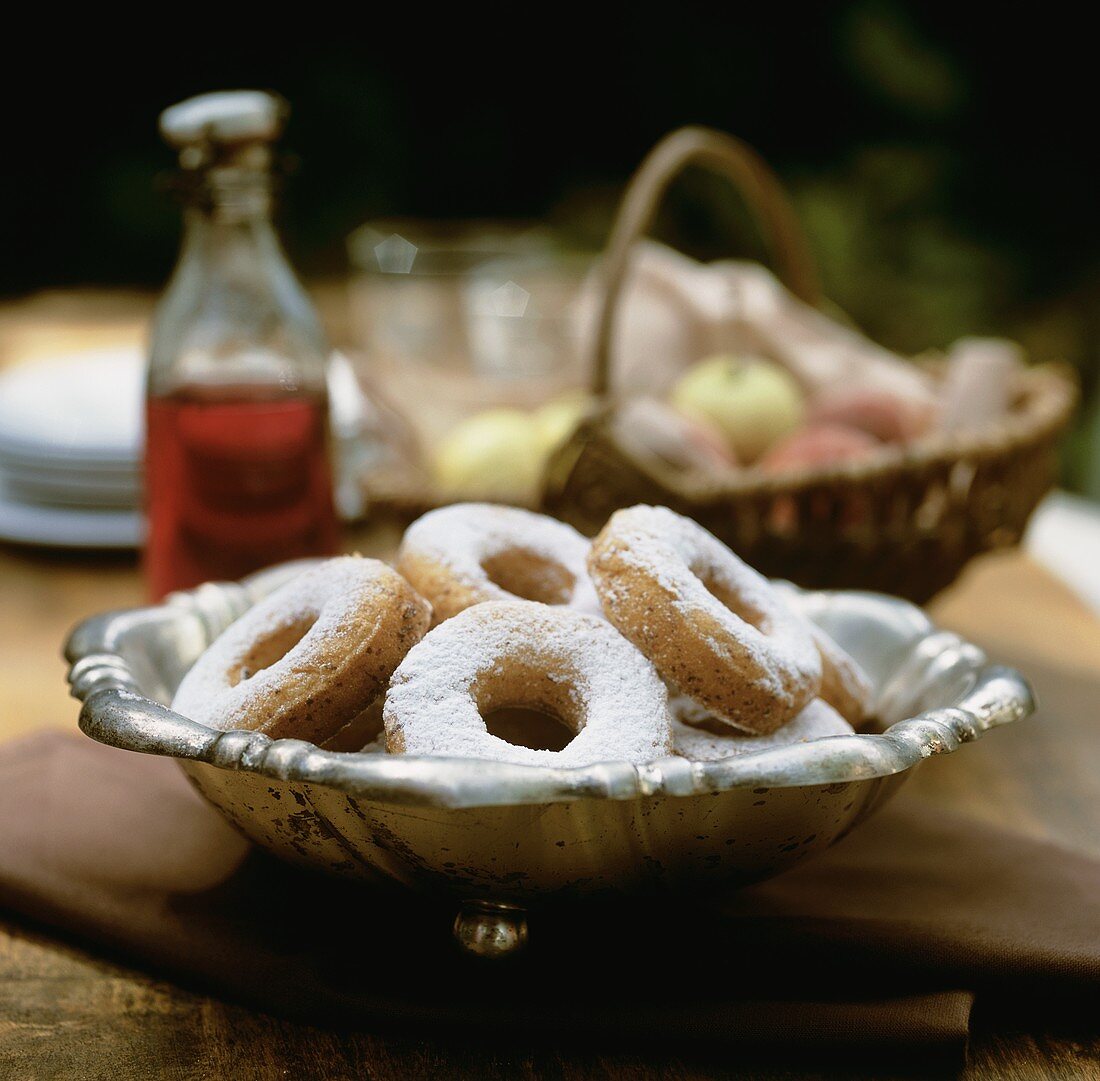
[159,91,287,169]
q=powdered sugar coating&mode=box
[384,600,671,767]
[172,556,430,743]
[589,505,821,733]
[397,503,601,623]
[671,696,853,762]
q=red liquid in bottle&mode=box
[144,386,340,598]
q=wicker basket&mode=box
[541,127,1078,603]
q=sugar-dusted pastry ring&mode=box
[397,503,600,625]
[172,556,431,745]
[588,505,821,734]
[811,624,874,727]
[383,600,671,767]
[671,696,853,762]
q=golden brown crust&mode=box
[812,624,874,727]
[320,696,384,752]
[251,566,430,744]
[396,549,491,625]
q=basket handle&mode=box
[589,126,821,398]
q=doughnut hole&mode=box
[483,707,574,752]
[229,614,317,685]
[474,656,583,752]
[697,569,772,634]
[481,548,575,605]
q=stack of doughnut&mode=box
[172,503,873,768]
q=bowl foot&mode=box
[453,900,529,959]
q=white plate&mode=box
[0,479,143,549]
[0,349,143,466]
[0,460,139,507]
[0,445,139,474]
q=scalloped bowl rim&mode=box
[66,560,1035,811]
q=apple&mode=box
[433,409,545,504]
[533,394,590,456]
[808,387,927,444]
[670,355,804,462]
[758,423,879,474]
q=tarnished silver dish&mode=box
[66,561,1033,956]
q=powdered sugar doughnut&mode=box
[397,503,600,624]
[811,624,875,726]
[671,696,853,762]
[172,557,431,745]
[588,505,821,734]
[384,600,671,767]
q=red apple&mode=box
[759,423,879,475]
[808,387,930,444]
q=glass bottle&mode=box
[145,91,339,598]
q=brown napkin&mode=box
[1,655,1097,1070]
[0,733,975,1068]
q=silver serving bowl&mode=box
[66,561,1033,956]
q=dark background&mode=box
[4,3,1098,489]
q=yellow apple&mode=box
[433,409,545,504]
[670,355,804,462]
[533,394,590,456]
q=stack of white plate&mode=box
[0,348,371,550]
[0,350,144,548]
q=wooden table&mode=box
[4,542,1100,1080]
[3,294,1100,1078]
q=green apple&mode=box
[670,355,804,462]
[434,409,545,504]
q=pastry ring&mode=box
[397,503,600,625]
[383,600,671,767]
[588,505,821,733]
[172,556,431,745]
